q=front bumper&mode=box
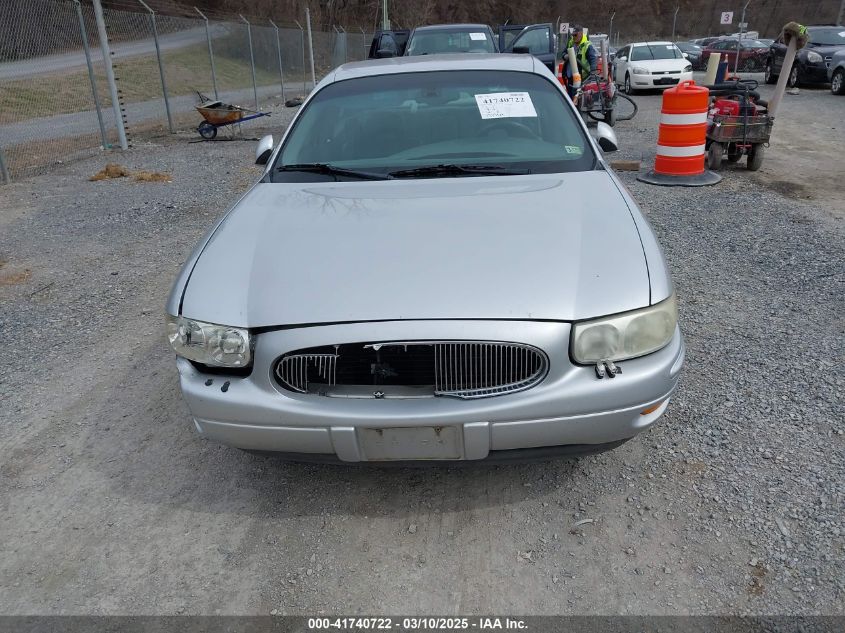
[176,320,685,462]
[802,62,830,83]
[632,71,693,88]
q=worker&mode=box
[562,25,598,97]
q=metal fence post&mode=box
[295,20,306,94]
[332,25,341,68]
[360,27,367,60]
[672,6,679,41]
[138,0,173,133]
[0,147,10,185]
[92,0,127,150]
[74,0,109,149]
[195,7,218,99]
[305,7,316,90]
[269,20,287,102]
[340,26,347,63]
[734,0,751,76]
[608,12,615,47]
[240,14,259,110]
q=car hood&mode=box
[633,58,690,71]
[180,171,650,328]
[805,44,845,56]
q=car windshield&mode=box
[741,40,769,49]
[630,44,684,60]
[808,27,845,46]
[406,29,495,55]
[272,70,595,181]
[678,43,701,51]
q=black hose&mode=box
[587,93,638,123]
[616,93,639,121]
[704,79,760,94]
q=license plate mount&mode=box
[360,426,463,461]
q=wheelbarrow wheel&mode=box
[747,144,764,171]
[198,122,217,140]
[727,143,742,163]
[708,142,723,171]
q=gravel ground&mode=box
[0,81,842,615]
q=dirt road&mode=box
[0,26,223,81]
[0,87,842,615]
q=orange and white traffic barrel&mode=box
[638,80,721,186]
[557,61,565,86]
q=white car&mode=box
[612,42,693,93]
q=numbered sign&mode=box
[559,22,570,35]
[720,11,734,25]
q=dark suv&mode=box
[765,25,845,86]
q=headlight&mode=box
[683,64,693,72]
[631,66,650,74]
[571,294,677,364]
[806,51,823,63]
[165,314,253,368]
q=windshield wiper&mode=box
[388,164,528,178]
[276,163,389,180]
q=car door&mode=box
[368,30,410,58]
[770,35,787,73]
[498,24,527,52]
[726,40,742,66]
[506,23,556,72]
[613,45,630,82]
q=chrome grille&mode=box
[275,353,338,393]
[433,342,546,398]
[273,341,547,399]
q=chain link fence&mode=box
[0,0,371,181]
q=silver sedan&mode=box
[166,54,684,463]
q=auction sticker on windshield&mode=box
[474,92,538,119]
[469,32,487,40]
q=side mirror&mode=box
[618,55,627,61]
[595,122,618,152]
[255,134,274,165]
[512,45,530,54]
[375,48,395,58]
[682,52,689,58]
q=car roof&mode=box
[329,53,537,83]
[630,41,675,46]
[412,24,491,32]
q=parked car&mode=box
[765,25,845,86]
[612,41,693,93]
[166,55,684,463]
[404,24,498,56]
[501,23,558,72]
[829,49,845,94]
[691,36,723,47]
[730,30,759,39]
[701,38,770,71]
[676,41,704,70]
